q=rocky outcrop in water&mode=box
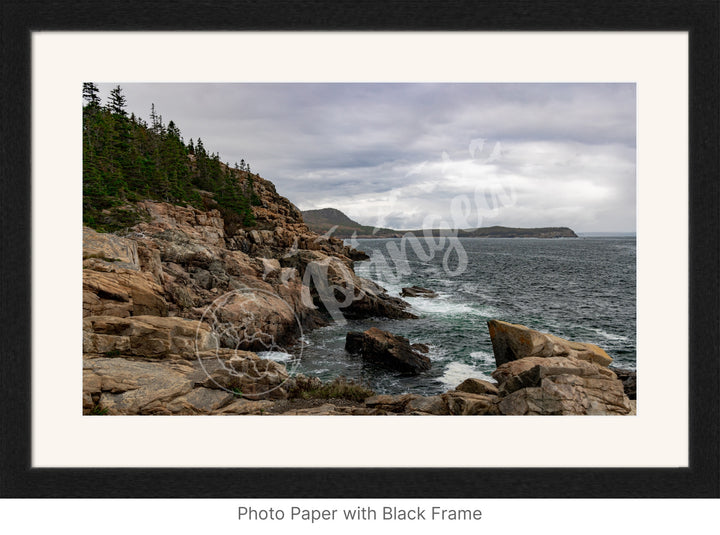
[345,327,432,374]
[400,286,438,298]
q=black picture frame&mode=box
[1,0,718,498]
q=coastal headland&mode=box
[83,177,632,416]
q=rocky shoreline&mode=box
[83,176,634,416]
[84,315,634,415]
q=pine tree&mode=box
[83,92,257,231]
[108,85,128,117]
[150,103,159,132]
[82,82,101,106]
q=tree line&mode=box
[83,83,260,232]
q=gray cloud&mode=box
[96,83,636,232]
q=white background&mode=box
[31,33,688,470]
[0,499,717,533]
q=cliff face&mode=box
[82,175,418,414]
[84,174,413,337]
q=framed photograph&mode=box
[1,1,717,498]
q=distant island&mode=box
[301,208,578,239]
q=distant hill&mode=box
[302,208,578,239]
[301,208,401,238]
[458,226,578,238]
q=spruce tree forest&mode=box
[83,83,260,233]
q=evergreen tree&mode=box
[82,82,101,106]
[83,91,257,231]
[108,85,128,117]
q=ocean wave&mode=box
[581,326,630,342]
[408,296,495,318]
[438,361,494,390]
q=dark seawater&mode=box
[288,236,636,396]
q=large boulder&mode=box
[456,377,500,396]
[202,289,301,350]
[492,355,631,415]
[372,390,498,415]
[83,315,217,358]
[215,399,276,415]
[83,347,294,414]
[83,268,168,318]
[364,393,422,412]
[441,391,499,415]
[487,319,613,367]
[165,387,235,414]
[280,249,417,321]
[405,395,449,415]
[195,352,291,400]
[345,327,432,374]
[84,357,197,415]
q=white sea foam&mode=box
[469,350,496,366]
[425,345,448,362]
[586,327,630,342]
[570,325,630,343]
[408,296,494,318]
[256,351,294,362]
[438,361,494,389]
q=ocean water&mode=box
[291,236,636,396]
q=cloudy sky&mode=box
[96,83,636,233]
